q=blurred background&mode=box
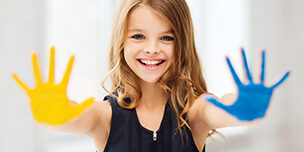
[0,0,303,151]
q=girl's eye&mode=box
[132,34,144,40]
[161,36,174,41]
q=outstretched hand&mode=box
[205,48,290,121]
[12,46,95,126]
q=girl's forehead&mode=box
[127,5,173,33]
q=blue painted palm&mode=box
[205,48,290,121]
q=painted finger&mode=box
[270,71,290,89]
[241,48,253,82]
[32,52,43,84]
[226,56,242,86]
[12,73,31,93]
[204,95,228,112]
[260,50,266,83]
[48,46,55,83]
[60,55,75,87]
[76,98,95,112]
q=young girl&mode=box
[12,0,290,151]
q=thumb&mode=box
[204,95,228,111]
[76,98,95,112]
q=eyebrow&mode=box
[128,28,174,34]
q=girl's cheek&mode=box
[162,44,174,55]
[124,40,135,51]
[128,43,145,53]
[124,43,143,58]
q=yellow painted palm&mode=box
[12,46,95,126]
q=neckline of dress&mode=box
[134,101,169,134]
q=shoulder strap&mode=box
[103,91,118,105]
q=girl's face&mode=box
[124,5,175,84]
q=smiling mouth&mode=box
[137,59,166,66]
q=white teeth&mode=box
[140,59,162,65]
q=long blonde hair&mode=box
[102,0,219,141]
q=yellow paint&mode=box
[12,46,95,126]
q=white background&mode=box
[0,0,303,151]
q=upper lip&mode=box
[137,58,165,61]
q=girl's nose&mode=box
[144,41,160,55]
[144,49,160,55]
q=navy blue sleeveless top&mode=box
[101,93,206,152]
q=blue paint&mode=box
[205,48,290,121]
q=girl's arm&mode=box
[192,48,290,129]
[49,100,111,136]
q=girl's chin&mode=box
[139,76,161,84]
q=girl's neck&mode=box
[138,80,168,110]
